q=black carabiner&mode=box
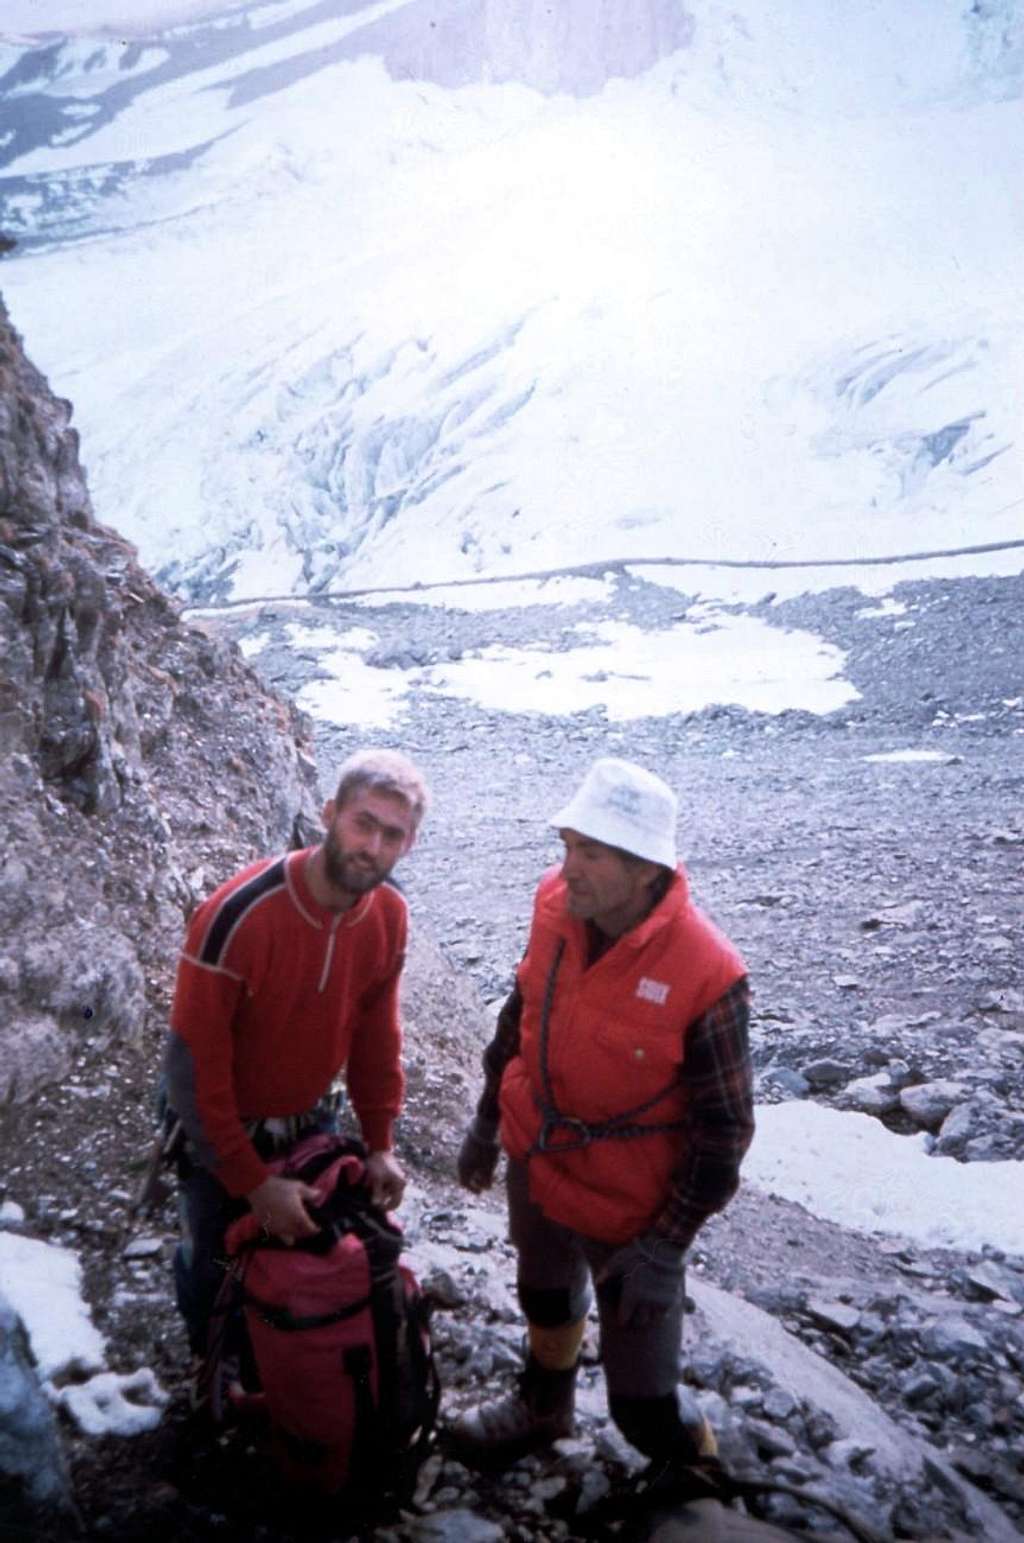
[537,1115,592,1153]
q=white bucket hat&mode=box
[549,758,678,868]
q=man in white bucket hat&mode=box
[454,757,753,1478]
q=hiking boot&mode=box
[639,1441,729,1511]
[451,1356,577,1465]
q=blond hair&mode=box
[334,748,429,829]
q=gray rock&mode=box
[853,1311,889,1350]
[0,1200,25,1229]
[747,1417,797,1457]
[804,1408,840,1450]
[825,1437,876,1471]
[901,1368,944,1406]
[772,1454,823,1484]
[745,1284,805,1316]
[919,1316,989,1360]
[762,1387,798,1422]
[834,1072,900,1115]
[406,1510,504,1543]
[0,1295,73,1525]
[898,1080,970,1131]
[729,1381,764,1410]
[424,1268,466,1308]
[801,1058,849,1089]
[806,1299,861,1334]
[463,1347,494,1379]
[533,1475,566,1501]
[934,1100,979,1154]
[965,1261,1024,1305]
[122,1236,165,1261]
[764,1066,810,1098]
[2,928,145,1101]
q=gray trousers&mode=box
[507,1159,685,1401]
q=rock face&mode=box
[0,297,322,1101]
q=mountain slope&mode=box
[1,0,1021,603]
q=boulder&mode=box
[898,1080,969,1131]
[800,1058,848,1089]
[0,1294,74,1529]
[834,1071,900,1116]
[919,1315,989,1360]
[806,1299,861,1335]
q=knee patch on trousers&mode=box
[518,1282,586,1327]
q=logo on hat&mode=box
[607,785,643,817]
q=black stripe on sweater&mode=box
[200,856,288,966]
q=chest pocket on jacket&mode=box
[582,1011,684,1119]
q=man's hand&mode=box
[364,1149,406,1211]
[247,1175,320,1246]
[596,1236,686,1329]
[457,1117,500,1193]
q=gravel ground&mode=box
[5,565,1022,1541]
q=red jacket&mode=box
[499,866,745,1243]
[166,848,407,1197]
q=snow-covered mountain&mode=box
[1,0,1022,603]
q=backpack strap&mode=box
[244,1290,373,1334]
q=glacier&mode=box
[0,0,1021,605]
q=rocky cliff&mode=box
[0,294,488,1538]
[0,295,322,1103]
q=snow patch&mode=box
[295,649,408,729]
[237,630,271,658]
[857,597,908,618]
[863,748,962,764]
[421,615,858,720]
[356,575,616,612]
[747,1101,1024,1255]
[53,1367,169,1438]
[285,622,378,652]
[0,1232,105,1381]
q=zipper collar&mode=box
[285,847,376,930]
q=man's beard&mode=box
[321,829,389,895]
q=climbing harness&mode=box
[528,940,688,1156]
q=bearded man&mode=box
[163,747,428,1356]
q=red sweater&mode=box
[166,848,407,1197]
